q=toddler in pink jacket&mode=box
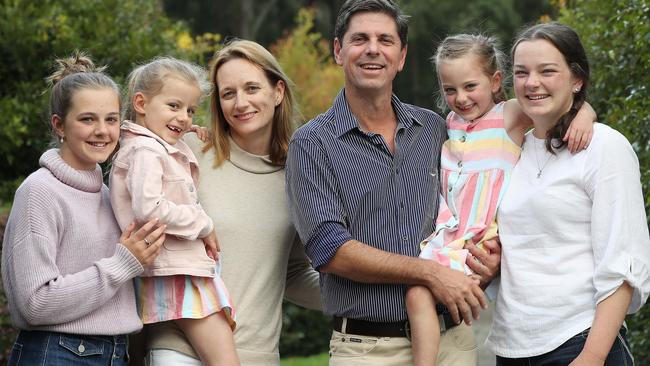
[109,57,239,366]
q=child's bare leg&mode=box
[175,311,239,366]
[406,285,440,366]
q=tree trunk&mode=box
[239,0,280,39]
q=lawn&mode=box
[280,352,328,366]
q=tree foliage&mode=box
[557,0,650,362]
[0,0,215,204]
[161,0,554,111]
[272,8,345,122]
[162,0,304,47]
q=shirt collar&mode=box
[120,121,198,165]
[332,89,422,138]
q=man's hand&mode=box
[465,238,501,288]
[426,264,487,325]
[321,239,489,325]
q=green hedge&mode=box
[280,302,330,357]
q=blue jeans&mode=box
[8,330,129,366]
[496,327,634,366]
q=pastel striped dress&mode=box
[134,261,235,328]
[420,102,521,273]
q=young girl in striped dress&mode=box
[109,57,239,366]
[405,34,594,366]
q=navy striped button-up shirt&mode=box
[286,90,447,322]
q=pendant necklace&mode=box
[533,137,553,178]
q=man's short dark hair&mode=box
[335,0,409,49]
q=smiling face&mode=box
[53,87,120,170]
[216,58,285,154]
[513,39,583,126]
[333,11,407,96]
[134,75,202,145]
[438,55,501,122]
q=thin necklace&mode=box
[533,137,553,178]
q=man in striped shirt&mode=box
[286,0,500,364]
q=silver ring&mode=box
[144,237,151,246]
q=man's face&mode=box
[334,11,407,95]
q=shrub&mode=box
[271,7,344,123]
[280,302,330,357]
[0,0,217,204]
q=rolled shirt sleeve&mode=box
[585,126,650,313]
[286,133,352,270]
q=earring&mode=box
[573,87,581,93]
[59,135,65,143]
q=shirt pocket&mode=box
[162,175,198,205]
[58,335,104,357]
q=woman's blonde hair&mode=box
[206,39,297,167]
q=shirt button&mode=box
[460,135,466,143]
[457,161,463,168]
[448,186,453,192]
[78,344,85,353]
[402,236,408,241]
[189,186,194,192]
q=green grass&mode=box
[280,352,328,366]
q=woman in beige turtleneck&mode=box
[143,39,321,366]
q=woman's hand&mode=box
[120,218,166,266]
[189,124,211,143]
[465,238,501,288]
[569,349,605,366]
[202,228,220,260]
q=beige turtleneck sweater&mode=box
[146,135,321,365]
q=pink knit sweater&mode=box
[1,149,143,335]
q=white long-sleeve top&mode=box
[486,123,650,357]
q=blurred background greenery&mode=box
[1,0,648,364]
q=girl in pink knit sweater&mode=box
[1,53,165,366]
